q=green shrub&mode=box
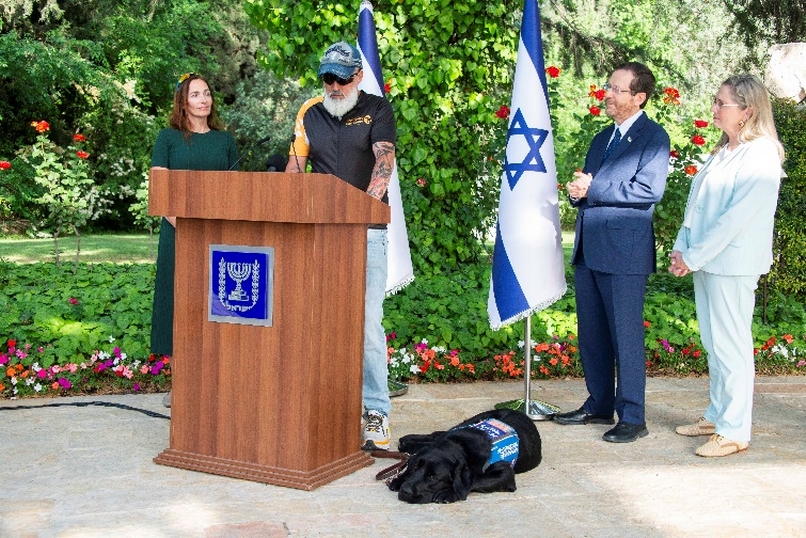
[770,100,806,303]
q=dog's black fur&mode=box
[388,409,542,504]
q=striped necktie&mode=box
[601,128,622,163]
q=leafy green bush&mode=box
[0,262,154,365]
[1,259,803,398]
[770,100,806,303]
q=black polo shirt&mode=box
[290,91,396,205]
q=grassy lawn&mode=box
[0,233,157,263]
[2,231,576,265]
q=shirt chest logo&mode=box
[345,114,373,126]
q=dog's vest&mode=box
[453,418,519,470]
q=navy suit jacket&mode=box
[571,113,670,275]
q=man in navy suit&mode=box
[554,62,670,443]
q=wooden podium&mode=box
[148,169,389,490]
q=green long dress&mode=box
[149,128,238,356]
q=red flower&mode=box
[589,105,601,116]
[669,149,680,159]
[693,119,709,128]
[691,135,706,146]
[663,87,681,105]
[69,297,79,305]
[383,82,391,93]
[495,105,510,119]
[76,150,89,159]
[73,133,86,142]
[31,120,50,133]
[685,165,698,176]
[588,85,606,101]
[0,161,10,170]
[416,178,426,188]
[7,339,16,349]
[545,66,561,78]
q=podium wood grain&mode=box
[149,170,389,490]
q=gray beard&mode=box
[323,89,359,119]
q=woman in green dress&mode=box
[150,73,238,406]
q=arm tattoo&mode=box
[367,141,395,200]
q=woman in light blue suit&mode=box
[670,74,784,457]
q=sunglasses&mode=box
[321,72,358,86]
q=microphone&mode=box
[227,135,271,171]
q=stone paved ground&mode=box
[1,377,805,538]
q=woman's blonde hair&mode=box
[714,74,785,162]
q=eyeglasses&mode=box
[713,98,742,109]
[321,72,359,86]
[603,82,636,96]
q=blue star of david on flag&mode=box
[504,108,549,190]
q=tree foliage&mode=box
[247,0,522,274]
[723,0,806,45]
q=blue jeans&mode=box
[363,229,390,415]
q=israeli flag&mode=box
[358,0,415,296]
[488,0,567,329]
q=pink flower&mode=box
[416,178,426,188]
[57,378,72,389]
[69,297,79,305]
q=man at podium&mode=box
[285,41,397,451]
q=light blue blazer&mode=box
[673,137,782,275]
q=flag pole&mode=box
[495,316,560,420]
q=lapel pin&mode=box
[627,136,632,143]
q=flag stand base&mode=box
[495,316,561,421]
[495,398,560,421]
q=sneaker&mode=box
[675,417,715,437]
[695,434,749,457]
[361,410,390,451]
[162,391,172,408]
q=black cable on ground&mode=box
[0,400,170,420]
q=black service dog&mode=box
[388,409,542,503]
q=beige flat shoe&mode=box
[695,434,748,457]
[676,417,715,437]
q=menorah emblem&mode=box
[226,262,252,301]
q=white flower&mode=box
[34,383,43,392]
[518,340,525,349]
[409,364,421,375]
[108,336,116,343]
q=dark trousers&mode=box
[574,263,649,424]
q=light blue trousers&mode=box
[694,271,759,442]
[362,229,390,415]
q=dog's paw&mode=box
[432,489,463,504]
